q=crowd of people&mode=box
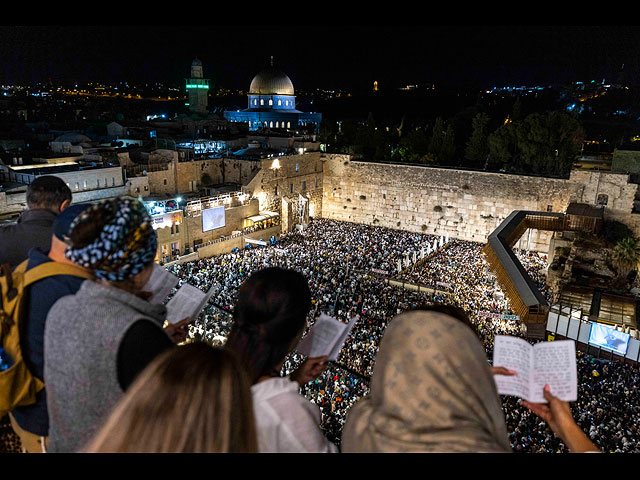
[0,177,637,453]
[164,218,639,452]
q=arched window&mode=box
[269,98,273,106]
[276,121,279,128]
[278,99,282,106]
[287,121,291,128]
[260,98,264,106]
[597,194,609,206]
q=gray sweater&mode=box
[44,279,168,453]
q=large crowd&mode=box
[0,177,637,453]
[166,217,640,452]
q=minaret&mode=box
[185,57,209,115]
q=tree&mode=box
[487,122,517,171]
[611,236,640,280]
[600,219,635,246]
[428,117,445,163]
[487,111,584,176]
[440,123,456,165]
[512,97,524,122]
[394,126,431,164]
[464,112,491,168]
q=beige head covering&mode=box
[341,309,511,453]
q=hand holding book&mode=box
[492,335,577,403]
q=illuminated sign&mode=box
[151,211,183,230]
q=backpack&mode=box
[0,259,94,419]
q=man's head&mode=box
[48,203,92,262]
[26,176,72,214]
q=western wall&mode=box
[249,153,640,254]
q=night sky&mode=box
[2,22,640,92]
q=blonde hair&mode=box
[83,342,258,453]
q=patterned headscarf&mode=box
[65,197,157,282]
[341,309,512,453]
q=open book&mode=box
[492,335,578,403]
[143,263,179,305]
[296,313,359,361]
[164,283,216,324]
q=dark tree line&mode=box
[319,97,586,177]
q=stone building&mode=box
[119,149,262,198]
[243,153,324,234]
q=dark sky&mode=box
[2,23,640,92]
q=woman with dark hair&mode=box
[225,267,337,453]
[43,197,191,453]
[83,342,257,453]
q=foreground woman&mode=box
[225,267,337,453]
[341,308,598,453]
[44,197,189,453]
[83,342,257,453]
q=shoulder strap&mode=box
[13,259,29,274]
[22,262,94,287]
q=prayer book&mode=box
[296,313,359,361]
[165,283,216,324]
[143,263,179,304]
[492,335,578,403]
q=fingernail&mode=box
[544,384,550,391]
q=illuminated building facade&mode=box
[185,58,209,115]
[224,58,321,133]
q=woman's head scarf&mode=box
[65,197,157,282]
[341,309,511,453]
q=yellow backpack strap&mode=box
[22,262,94,287]
[13,259,29,275]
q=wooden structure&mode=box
[483,211,565,339]
[483,205,611,339]
[564,202,604,234]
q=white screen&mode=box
[202,206,225,232]
[588,323,630,356]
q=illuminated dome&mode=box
[249,66,294,96]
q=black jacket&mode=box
[0,209,57,268]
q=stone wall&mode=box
[195,225,281,259]
[612,148,640,174]
[321,157,592,252]
[128,151,261,197]
[569,169,640,235]
[155,198,261,259]
[244,153,324,233]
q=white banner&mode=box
[479,311,520,320]
[245,238,267,246]
[371,268,388,275]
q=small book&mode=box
[164,283,216,324]
[492,335,578,403]
[296,313,359,361]
[143,263,179,305]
